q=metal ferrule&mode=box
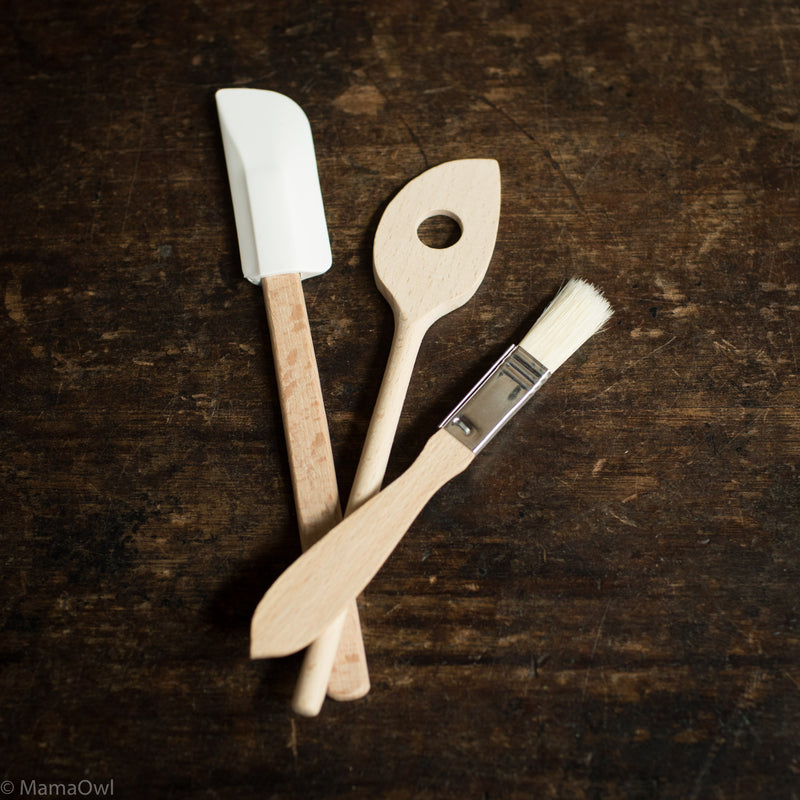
[440,345,550,454]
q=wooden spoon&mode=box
[289,159,501,714]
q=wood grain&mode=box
[2,0,799,797]
[252,429,476,657]
[262,273,371,715]
[261,273,341,552]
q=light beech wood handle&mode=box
[345,319,426,512]
[260,275,375,708]
[291,608,348,715]
[293,598,364,712]
[262,274,372,713]
[327,597,368,698]
[293,319,425,712]
[250,428,475,659]
[261,273,342,550]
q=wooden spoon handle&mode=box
[292,319,425,712]
[250,428,476,659]
[293,595,366,711]
[345,318,426,512]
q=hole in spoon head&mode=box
[417,214,462,249]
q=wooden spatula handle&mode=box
[262,273,342,549]
[261,274,372,713]
[328,597,367,696]
[250,428,476,659]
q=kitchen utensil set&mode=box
[216,88,612,715]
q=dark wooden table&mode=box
[3,1,799,797]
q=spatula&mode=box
[215,89,370,704]
[290,159,502,714]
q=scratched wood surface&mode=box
[2,1,799,797]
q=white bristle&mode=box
[519,278,613,371]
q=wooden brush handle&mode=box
[250,428,476,659]
[260,274,372,713]
[292,319,426,713]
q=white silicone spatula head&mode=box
[216,88,332,283]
